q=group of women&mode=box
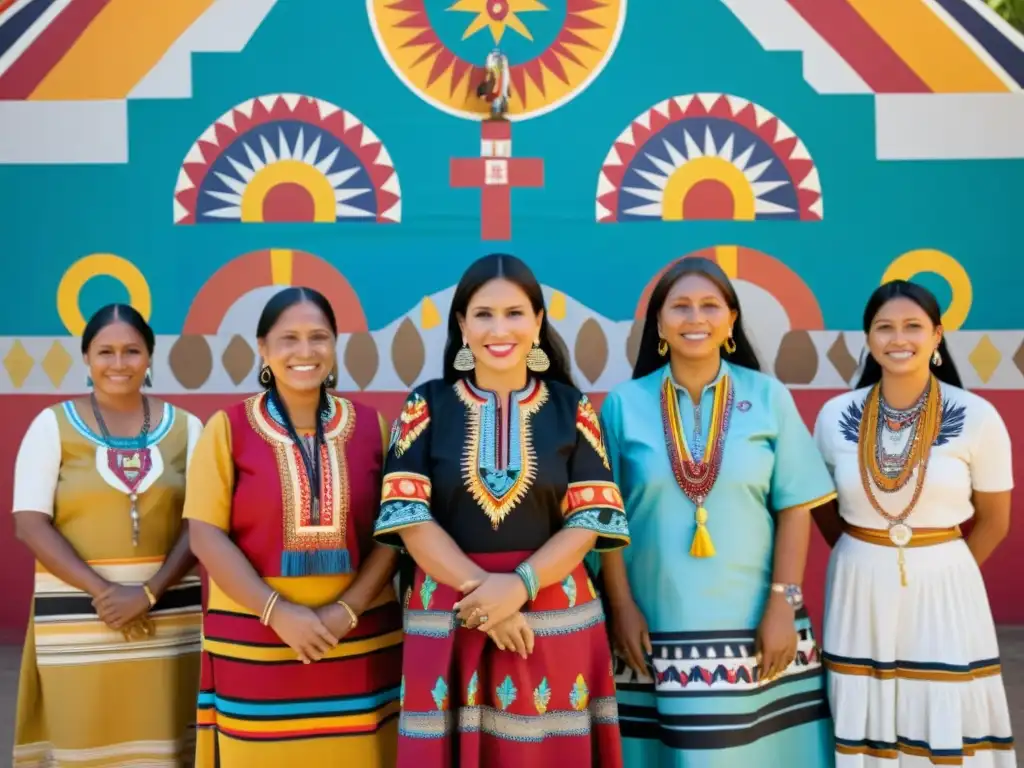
[10,253,1016,767]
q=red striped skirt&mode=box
[195,575,403,766]
[397,552,624,767]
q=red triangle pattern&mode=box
[597,94,823,222]
[174,95,400,224]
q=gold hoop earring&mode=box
[724,336,737,354]
[526,341,550,373]
[931,348,942,367]
[657,338,669,357]
[259,364,273,386]
[453,342,475,372]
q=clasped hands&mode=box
[454,573,535,660]
[268,599,358,665]
[91,583,155,640]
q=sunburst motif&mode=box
[448,0,548,43]
[368,0,625,119]
[201,127,374,221]
[173,94,401,224]
[620,126,794,218]
[596,93,823,222]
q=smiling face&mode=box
[867,296,941,379]
[657,274,738,362]
[257,301,337,395]
[458,278,543,379]
[84,321,151,397]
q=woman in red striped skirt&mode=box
[374,254,630,767]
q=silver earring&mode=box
[324,371,337,388]
[931,348,942,367]
[453,341,475,372]
[144,368,153,387]
[526,341,550,372]
[86,375,93,388]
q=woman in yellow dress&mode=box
[12,303,204,767]
[184,286,402,767]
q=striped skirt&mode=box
[823,533,1016,766]
[397,552,624,767]
[14,558,202,767]
[613,608,833,767]
[195,573,403,767]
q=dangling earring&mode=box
[526,340,551,373]
[324,371,337,388]
[86,375,93,388]
[259,364,273,386]
[723,334,737,354]
[931,348,942,367]
[144,368,153,387]
[453,341,475,372]
[657,338,669,357]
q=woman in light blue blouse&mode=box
[596,257,837,767]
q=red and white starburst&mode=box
[173,94,401,224]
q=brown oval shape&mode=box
[345,332,379,390]
[221,335,255,386]
[575,318,609,385]
[392,317,425,388]
[775,330,818,385]
[169,335,213,390]
[625,321,643,369]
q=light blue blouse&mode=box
[600,361,836,633]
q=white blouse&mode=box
[813,383,1013,530]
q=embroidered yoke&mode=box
[373,377,630,768]
[184,391,403,767]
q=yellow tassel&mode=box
[690,506,716,558]
[898,548,907,587]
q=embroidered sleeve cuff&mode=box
[374,472,434,548]
[562,481,630,551]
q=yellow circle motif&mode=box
[57,254,152,335]
[881,249,972,330]
[368,0,626,120]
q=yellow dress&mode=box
[12,400,204,768]
[183,392,402,767]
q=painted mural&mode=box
[0,0,1023,636]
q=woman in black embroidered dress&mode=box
[373,254,630,767]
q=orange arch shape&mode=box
[635,246,824,330]
[182,249,368,335]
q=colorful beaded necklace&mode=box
[857,375,942,585]
[661,373,734,558]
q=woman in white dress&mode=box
[812,280,1016,767]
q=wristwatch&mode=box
[770,583,804,610]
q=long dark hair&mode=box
[855,280,963,389]
[81,303,155,355]
[632,257,760,380]
[442,254,574,387]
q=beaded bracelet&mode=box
[260,591,281,626]
[514,562,539,602]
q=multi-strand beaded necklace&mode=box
[661,374,734,558]
[857,375,942,585]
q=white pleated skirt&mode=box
[822,533,1017,767]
